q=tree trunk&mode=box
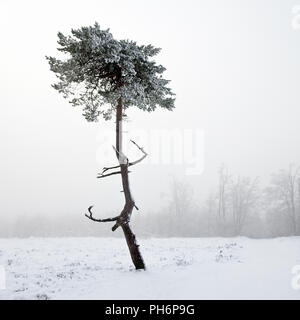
[115,97,145,270]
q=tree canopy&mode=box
[46,22,175,122]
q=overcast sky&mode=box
[1,0,300,222]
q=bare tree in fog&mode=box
[168,179,194,235]
[266,165,300,235]
[46,23,175,270]
[218,164,230,222]
[169,179,193,217]
[229,176,259,235]
[208,167,260,236]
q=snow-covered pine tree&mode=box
[46,22,175,270]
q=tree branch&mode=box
[129,139,148,166]
[96,140,147,180]
[100,164,120,175]
[97,170,122,179]
[85,206,119,222]
[99,140,147,173]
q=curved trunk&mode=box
[116,98,145,270]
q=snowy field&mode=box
[0,237,300,300]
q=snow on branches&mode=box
[46,22,175,122]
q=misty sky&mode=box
[1,0,300,222]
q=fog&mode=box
[1,0,300,237]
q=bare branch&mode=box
[97,170,122,179]
[97,139,148,178]
[129,139,148,166]
[100,165,120,175]
[130,139,147,155]
[85,206,119,223]
[97,170,132,179]
[112,222,120,231]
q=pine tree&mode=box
[46,22,175,270]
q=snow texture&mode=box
[0,237,299,300]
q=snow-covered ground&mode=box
[0,237,299,300]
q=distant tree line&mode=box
[1,164,300,238]
[134,164,300,238]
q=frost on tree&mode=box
[46,23,175,270]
